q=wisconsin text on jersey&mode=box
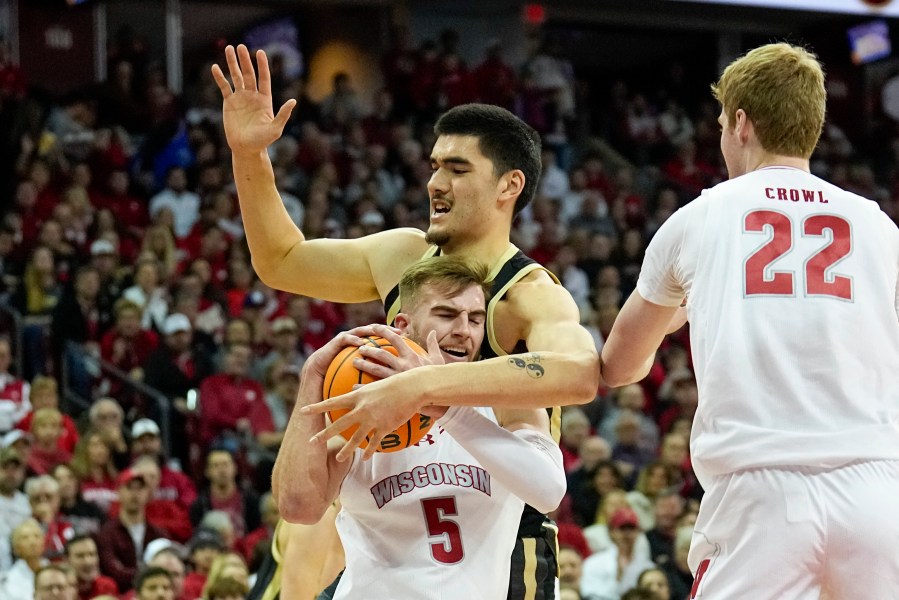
[370,463,492,509]
[764,186,829,203]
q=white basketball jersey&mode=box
[334,407,523,600]
[638,166,899,489]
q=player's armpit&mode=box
[258,227,428,302]
[601,290,680,387]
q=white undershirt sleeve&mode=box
[437,406,566,514]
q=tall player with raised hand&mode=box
[213,44,599,598]
[601,43,899,598]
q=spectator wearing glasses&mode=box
[33,564,75,600]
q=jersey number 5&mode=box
[421,497,464,564]
[743,210,853,300]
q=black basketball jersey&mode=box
[383,244,563,537]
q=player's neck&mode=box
[440,231,513,268]
[745,151,810,175]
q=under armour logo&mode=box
[415,434,436,446]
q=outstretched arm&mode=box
[212,44,427,300]
[438,406,565,514]
[600,290,680,387]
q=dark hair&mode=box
[64,533,95,555]
[621,589,657,600]
[135,566,173,592]
[434,103,542,215]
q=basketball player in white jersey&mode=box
[273,256,566,599]
[600,43,899,598]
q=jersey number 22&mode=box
[743,210,852,300]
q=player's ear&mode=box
[734,108,752,145]
[394,313,411,334]
[497,169,524,210]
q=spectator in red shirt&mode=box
[235,491,278,564]
[65,534,119,600]
[70,430,119,514]
[25,474,75,562]
[96,469,167,592]
[97,169,149,239]
[130,419,197,511]
[27,409,71,476]
[658,369,698,434]
[17,377,78,454]
[189,450,260,540]
[198,343,265,449]
[560,407,591,473]
[100,299,159,413]
[101,299,160,379]
[473,41,518,110]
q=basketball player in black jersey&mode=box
[213,44,599,600]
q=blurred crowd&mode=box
[0,18,896,600]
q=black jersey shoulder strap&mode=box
[383,245,441,325]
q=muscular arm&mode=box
[407,276,598,409]
[439,406,565,514]
[212,45,427,300]
[272,331,376,523]
[272,373,350,524]
[600,290,680,387]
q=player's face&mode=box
[400,284,487,364]
[426,135,501,249]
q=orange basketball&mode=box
[323,336,433,452]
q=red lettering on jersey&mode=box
[789,188,800,202]
[765,187,776,199]
[777,188,788,200]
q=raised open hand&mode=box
[210,44,296,156]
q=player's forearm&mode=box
[231,150,305,283]
[415,349,598,410]
[273,382,339,523]
[438,407,566,514]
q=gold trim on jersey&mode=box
[259,520,285,600]
[522,537,538,600]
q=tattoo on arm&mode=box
[506,354,545,379]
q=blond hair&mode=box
[712,42,825,158]
[399,256,491,313]
[31,407,62,429]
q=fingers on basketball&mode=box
[322,336,432,452]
